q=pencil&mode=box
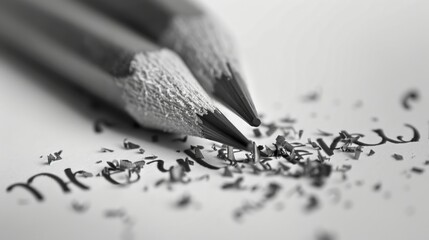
[0,0,251,150]
[80,0,262,127]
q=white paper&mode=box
[1,0,428,239]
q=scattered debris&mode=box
[305,195,319,212]
[316,231,336,240]
[302,91,320,102]
[265,124,278,137]
[71,201,89,213]
[76,171,93,178]
[227,146,235,161]
[265,183,281,199]
[253,129,262,137]
[176,158,192,172]
[105,209,126,218]
[298,130,304,139]
[373,183,382,192]
[169,165,187,183]
[281,116,296,124]
[354,146,363,160]
[123,139,140,150]
[147,160,169,172]
[100,148,114,153]
[47,150,63,165]
[222,177,244,190]
[119,160,134,170]
[401,89,419,110]
[194,147,204,159]
[134,160,146,168]
[251,142,260,163]
[392,154,404,161]
[411,167,424,174]
[175,194,192,208]
[10,106,426,225]
[222,167,233,177]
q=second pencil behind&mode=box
[81,0,261,127]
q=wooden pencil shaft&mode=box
[1,0,158,77]
[0,0,161,106]
[81,0,203,40]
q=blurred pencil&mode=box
[80,0,261,127]
[0,0,251,150]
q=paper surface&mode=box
[1,0,429,239]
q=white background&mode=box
[1,0,428,239]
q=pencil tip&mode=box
[213,63,261,127]
[199,110,252,150]
[251,117,262,127]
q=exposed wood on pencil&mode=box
[80,0,261,127]
[0,0,251,150]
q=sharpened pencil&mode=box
[0,0,251,150]
[79,0,262,127]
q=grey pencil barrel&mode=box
[0,0,157,107]
[0,0,251,149]
[80,0,261,127]
[79,0,203,41]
